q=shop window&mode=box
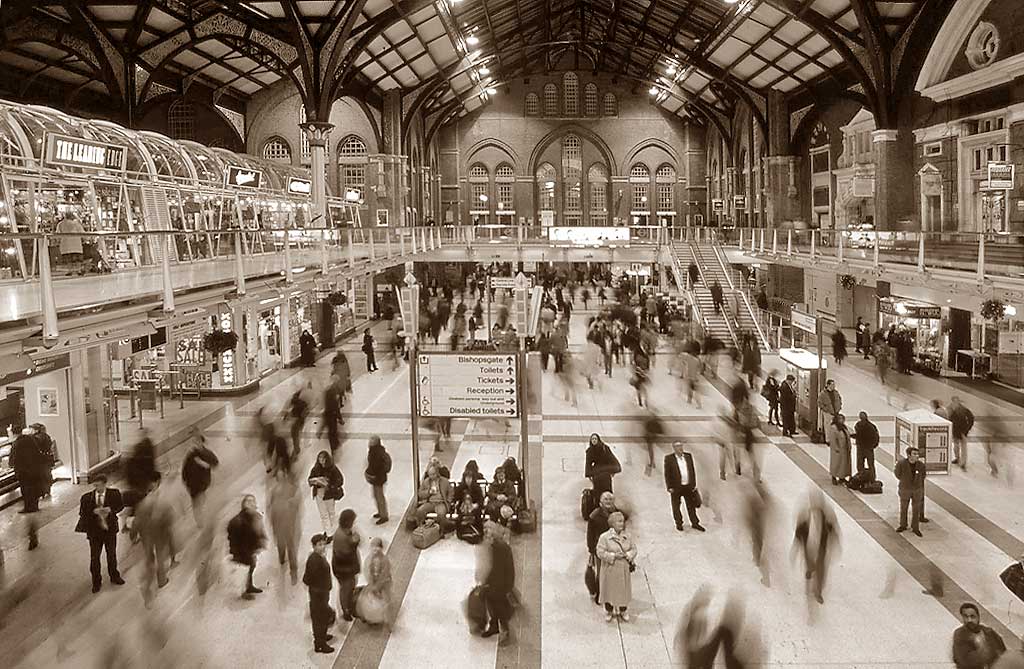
[563,72,579,116]
[584,84,599,117]
[603,93,618,116]
[543,84,558,116]
[168,99,195,141]
[525,93,540,116]
[262,137,292,163]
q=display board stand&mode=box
[894,409,951,475]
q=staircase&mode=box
[669,243,735,345]
[682,242,771,352]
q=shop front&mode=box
[246,297,283,379]
[287,289,317,364]
[0,354,77,495]
[877,297,947,375]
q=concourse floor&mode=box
[1,312,1023,668]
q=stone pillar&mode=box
[375,90,407,227]
[872,129,916,230]
[765,90,800,228]
[300,121,334,227]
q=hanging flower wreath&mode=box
[203,329,239,355]
[326,291,348,306]
[980,299,1006,321]
[839,274,857,290]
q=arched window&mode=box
[537,162,557,215]
[525,93,540,116]
[337,135,367,203]
[299,105,310,161]
[495,164,515,213]
[563,72,579,116]
[584,84,599,117]
[630,163,650,219]
[468,163,490,220]
[543,84,558,116]
[262,137,292,163]
[588,164,608,226]
[656,164,675,213]
[562,135,582,215]
[168,99,195,141]
[603,93,618,117]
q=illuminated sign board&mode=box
[44,133,126,171]
[546,226,630,244]
[225,165,263,189]
[733,195,747,210]
[712,199,725,212]
[987,162,1014,190]
[287,177,312,195]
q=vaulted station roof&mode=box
[0,1,937,124]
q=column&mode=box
[765,90,800,228]
[376,90,407,228]
[300,121,335,227]
[872,129,916,230]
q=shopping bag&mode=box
[585,556,598,597]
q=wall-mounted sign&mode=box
[712,199,725,212]
[790,308,817,335]
[987,162,1015,190]
[376,209,389,227]
[733,195,747,210]
[225,165,263,189]
[45,133,126,171]
[878,299,941,319]
[287,177,312,195]
[853,175,875,198]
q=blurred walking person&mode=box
[642,409,663,476]
[480,520,516,645]
[182,431,219,524]
[357,537,393,628]
[287,383,311,456]
[303,533,336,653]
[742,480,773,587]
[949,396,975,471]
[792,488,840,605]
[365,436,392,525]
[227,494,267,600]
[135,473,177,606]
[269,475,303,585]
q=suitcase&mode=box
[860,480,883,494]
[580,488,597,521]
[847,470,870,491]
[514,509,536,534]
[405,513,418,531]
[412,521,441,549]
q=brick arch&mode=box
[528,125,614,179]
[620,139,677,176]
[465,138,520,173]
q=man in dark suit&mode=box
[780,374,798,437]
[664,441,705,532]
[76,474,125,592]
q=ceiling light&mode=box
[479,66,490,75]
[467,35,479,46]
[486,87,497,95]
[667,65,676,75]
[649,87,658,95]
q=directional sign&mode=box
[490,276,515,289]
[416,353,518,417]
[399,284,420,335]
[527,286,544,337]
[513,288,529,336]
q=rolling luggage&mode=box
[514,508,537,534]
[465,585,488,635]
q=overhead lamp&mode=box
[479,194,489,202]
[486,87,497,95]
[667,65,676,75]
[467,35,479,46]
[479,66,490,75]
[1006,305,1018,317]
[648,87,658,95]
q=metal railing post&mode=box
[412,226,419,254]
[161,233,175,312]
[234,232,246,295]
[772,228,778,254]
[347,229,355,268]
[810,229,816,259]
[321,230,330,274]
[283,231,294,284]
[976,233,986,283]
[386,229,393,258]
[399,228,406,256]
[837,229,844,263]
[758,228,765,253]
[786,229,792,256]
[37,238,60,341]
[738,227,744,249]
[873,235,880,268]
[368,228,376,261]
[917,235,925,272]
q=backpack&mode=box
[383,451,393,473]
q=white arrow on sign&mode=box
[514,272,529,290]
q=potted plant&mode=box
[326,290,347,306]
[203,329,239,355]
[980,299,1006,322]
[839,274,857,290]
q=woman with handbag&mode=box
[585,434,621,496]
[595,512,637,622]
[761,372,781,427]
[308,451,344,533]
[357,537,393,628]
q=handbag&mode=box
[693,488,703,508]
[585,555,598,596]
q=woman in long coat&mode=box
[826,413,853,486]
[595,511,637,622]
